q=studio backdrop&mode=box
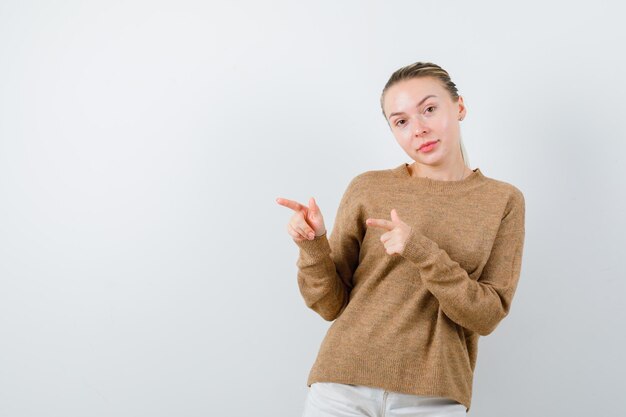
[1,1,625,416]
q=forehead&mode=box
[383,77,446,115]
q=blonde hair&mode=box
[380,61,469,166]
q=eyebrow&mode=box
[388,95,437,119]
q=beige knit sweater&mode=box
[294,162,526,413]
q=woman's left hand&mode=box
[366,209,412,255]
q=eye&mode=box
[394,119,406,127]
[425,106,436,113]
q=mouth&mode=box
[418,140,438,150]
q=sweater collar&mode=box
[393,163,486,194]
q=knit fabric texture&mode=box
[294,162,526,413]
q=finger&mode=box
[296,222,315,239]
[309,197,318,212]
[386,246,400,256]
[287,223,301,240]
[291,218,314,240]
[276,197,306,212]
[380,230,393,243]
[381,229,402,244]
[295,212,316,239]
[390,209,401,224]
[389,242,403,255]
[288,223,309,241]
[366,218,394,230]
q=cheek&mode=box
[434,117,459,141]
[393,130,409,144]
[436,116,450,132]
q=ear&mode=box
[457,95,467,121]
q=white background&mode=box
[1,1,625,416]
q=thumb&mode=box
[390,208,401,224]
[309,197,318,212]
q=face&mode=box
[382,77,466,168]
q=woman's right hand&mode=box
[276,196,327,243]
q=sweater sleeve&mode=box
[400,189,526,336]
[293,178,364,321]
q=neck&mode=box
[409,161,470,181]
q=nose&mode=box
[413,116,428,137]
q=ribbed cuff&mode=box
[294,232,332,262]
[400,227,440,264]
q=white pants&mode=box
[302,382,468,417]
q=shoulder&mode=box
[477,173,525,222]
[479,172,525,203]
[344,165,399,190]
[336,167,394,208]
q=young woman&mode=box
[276,61,526,416]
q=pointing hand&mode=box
[276,196,327,243]
[366,209,412,255]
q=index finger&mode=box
[276,197,306,212]
[366,218,394,230]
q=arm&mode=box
[400,189,526,336]
[294,178,364,321]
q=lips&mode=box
[419,140,438,150]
